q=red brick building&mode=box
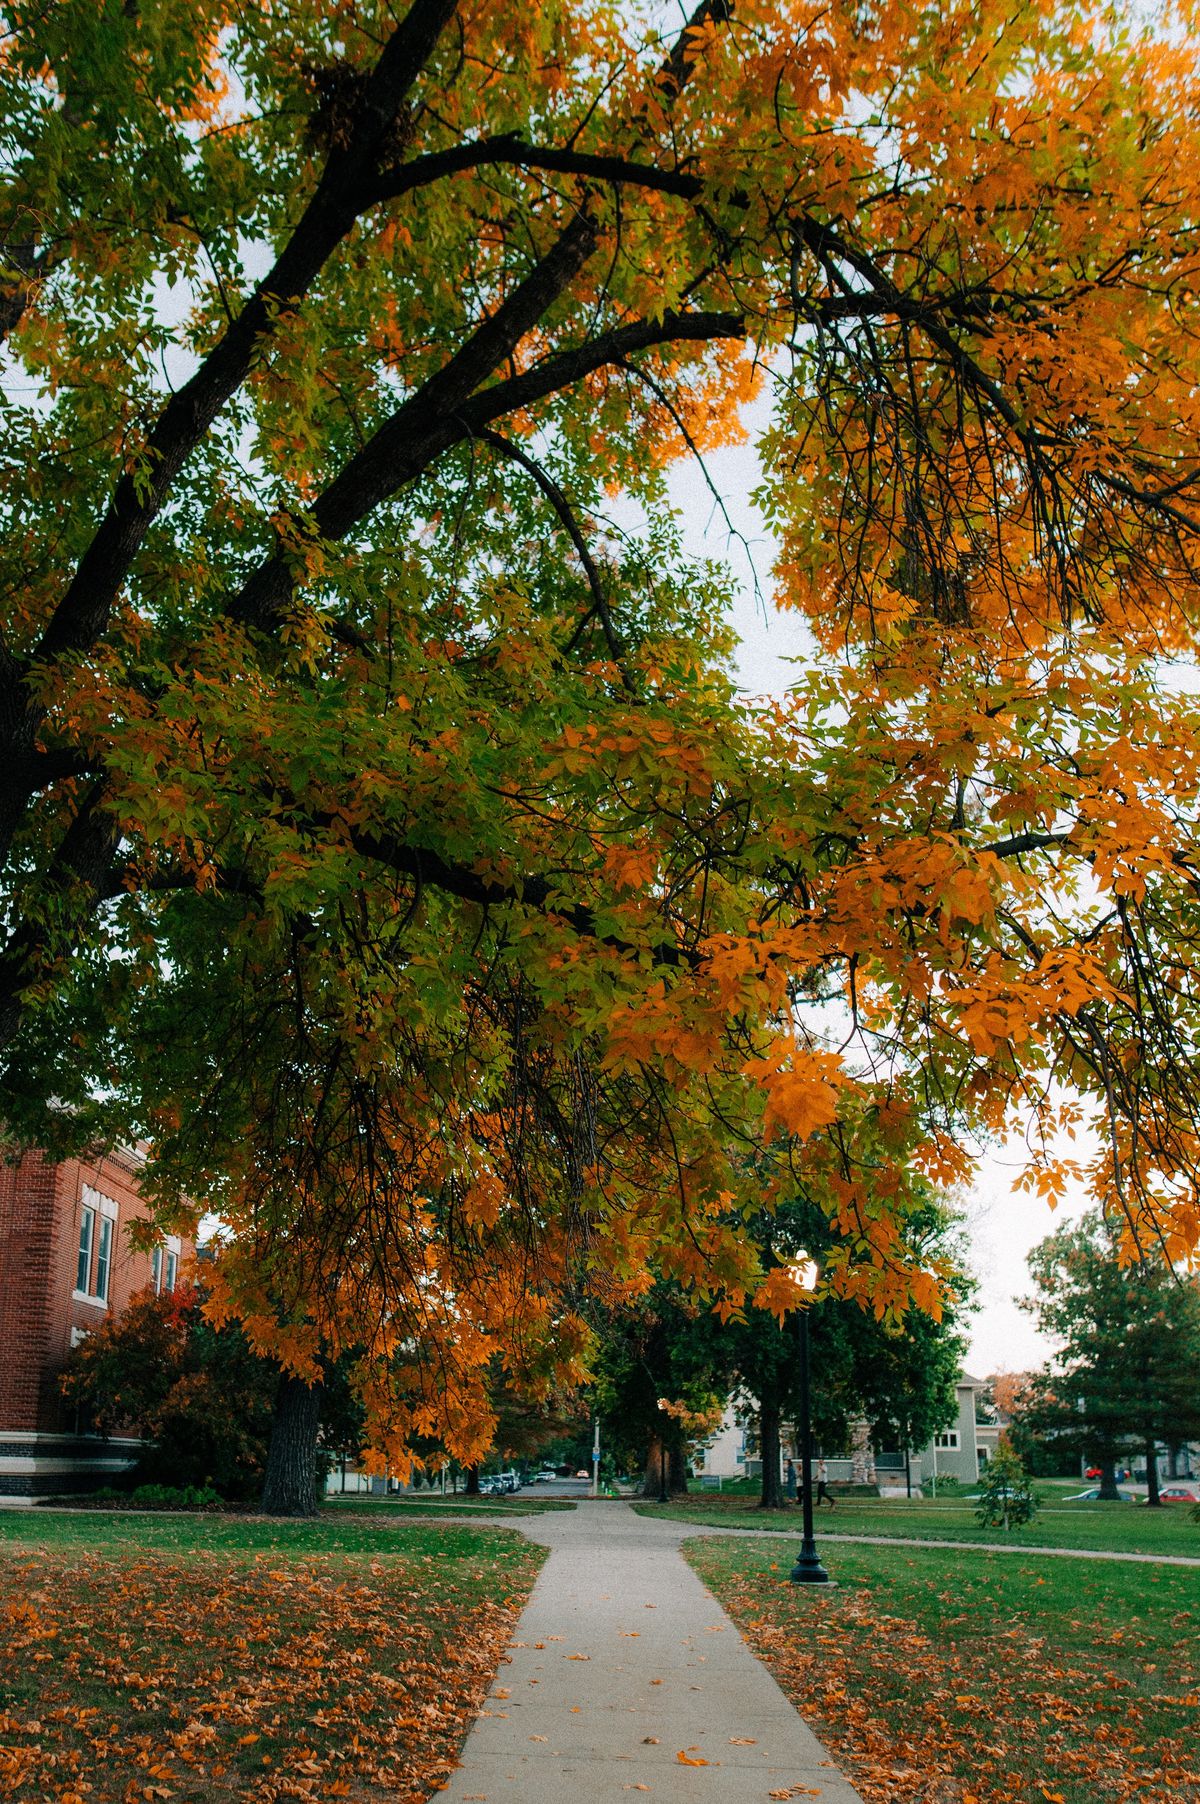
[0,1144,189,1501]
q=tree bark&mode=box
[668,1443,690,1496]
[1097,1456,1121,1502]
[261,1375,323,1516]
[465,1465,481,1496]
[759,1394,786,1509]
[1145,1439,1161,1506]
[642,1434,668,1498]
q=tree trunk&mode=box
[642,1434,668,1498]
[1097,1456,1121,1502]
[759,1394,786,1509]
[1145,1440,1161,1507]
[261,1375,323,1516]
[669,1443,690,1495]
[465,1465,481,1496]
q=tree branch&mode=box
[228,224,742,634]
[369,135,705,206]
[26,0,461,679]
[476,428,635,686]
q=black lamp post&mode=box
[658,1399,670,1504]
[787,1256,831,1585]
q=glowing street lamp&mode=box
[786,1255,832,1586]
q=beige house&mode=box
[695,1372,996,1491]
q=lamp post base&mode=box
[789,1544,833,1585]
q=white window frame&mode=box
[76,1203,95,1296]
[94,1212,114,1302]
[72,1184,118,1306]
[934,1430,961,1451]
[152,1234,182,1294]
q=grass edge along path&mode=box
[0,1513,544,1802]
[633,1490,1200,1558]
[687,1533,1200,1804]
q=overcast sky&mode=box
[660,413,1088,1378]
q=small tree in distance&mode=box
[975,1437,1039,1532]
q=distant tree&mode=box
[726,1190,972,1509]
[591,1186,973,1508]
[975,1436,1039,1531]
[589,1288,730,1498]
[1016,1217,1200,1504]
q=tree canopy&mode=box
[5,0,1200,1471]
[1015,1214,1200,1502]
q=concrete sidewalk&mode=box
[438,1501,864,1803]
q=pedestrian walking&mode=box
[816,1458,835,1509]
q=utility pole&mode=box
[591,1418,600,1498]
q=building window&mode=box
[935,1431,960,1451]
[94,1212,113,1302]
[77,1203,95,1293]
[152,1236,182,1294]
[74,1184,118,1304]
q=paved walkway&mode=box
[438,1501,864,1803]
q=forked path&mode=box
[438,1502,864,1803]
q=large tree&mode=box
[5,0,1200,1490]
[1015,1216,1200,1503]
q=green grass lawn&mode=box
[0,1508,543,1801]
[326,1492,577,1515]
[637,1483,1200,1557]
[689,1534,1200,1804]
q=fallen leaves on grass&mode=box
[0,1544,539,1802]
[689,1552,1200,1804]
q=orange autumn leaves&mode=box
[8,0,1200,1488]
[0,1542,541,1803]
[691,1545,1200,1804]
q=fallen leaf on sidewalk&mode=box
[642,1736,660,1744]
[729,1737,757,1745]
[677,1750,710,1766]
[565,1654,590,1661]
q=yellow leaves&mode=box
[601,841,659,892]
[743,1039,845,1142]
[752,1265,818,1323]
[676,1749,710,1766]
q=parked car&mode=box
[535,1468,558,1482]
[1067,1486,1134,1502]
[1159,1484,1200,1503]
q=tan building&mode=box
[0,1144,188,1502]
